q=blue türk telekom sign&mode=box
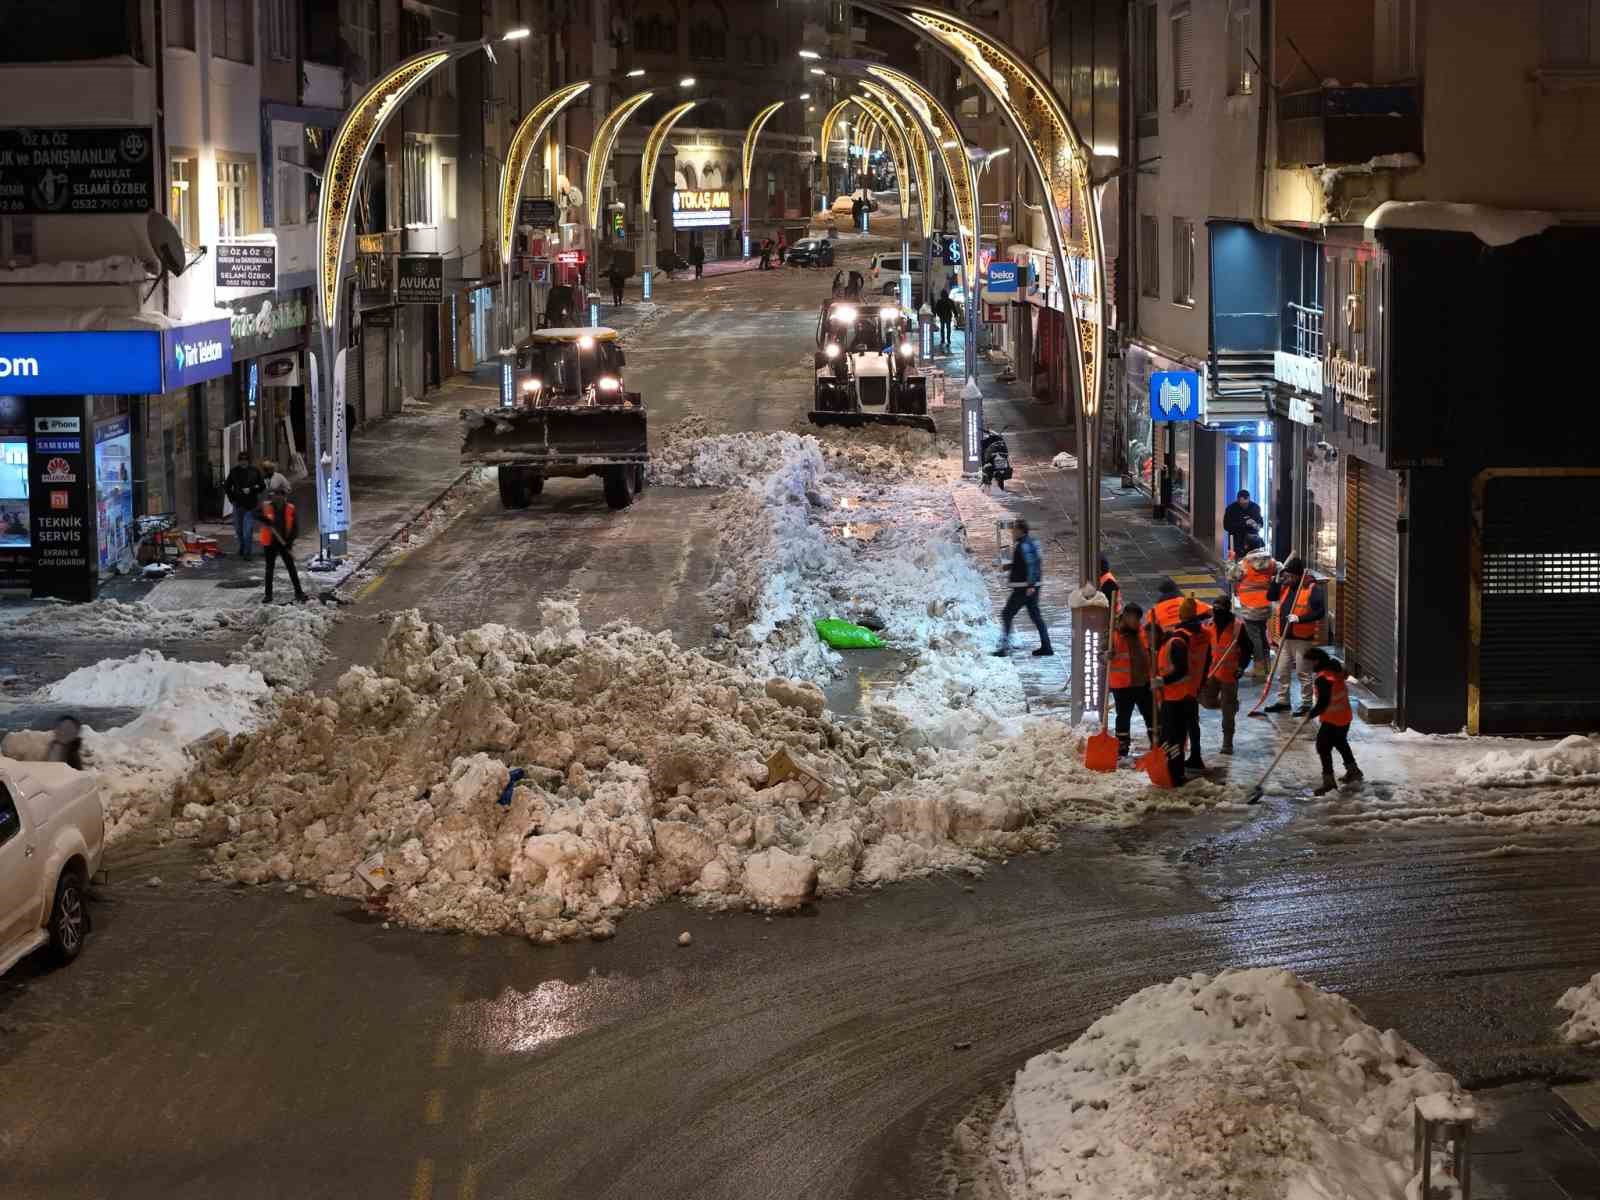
[0,319,232,395]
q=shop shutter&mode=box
[401,307,425,404]
[362,322,388,421]
[1345,459,1399,698]
[1479,474,1600,734]
[342,349,361,431]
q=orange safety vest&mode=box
[1099,569,1119,610]
[1145,594,1212,640]
[1285,578,1321,639]
[258,501,296,547]
[1207,620,1245,684]
[1235,560,1274,611]
[1317,668,1352,726]
[1108,628,1139,689]
[1157,632,1200,701]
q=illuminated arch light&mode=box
[499,81,593,266]
[849,94,914,231]
[586,90,657,231]
[741,101,786,196]
[643,101,699,215]
[818,98,855,167]
[856,83,936,240]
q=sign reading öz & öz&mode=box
[27,400,95,602]
[215,241,277,291]
[0,126,155,215]
[395,254,444,305]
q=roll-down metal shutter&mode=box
[362,322,388,422]
[1345,459,1399,698]
[1479,474,1600,734]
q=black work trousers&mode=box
[1000,587,1052,651]
[1315,722,1358,775]
[264,543,306,602]
[1159,697,1197,784]
[1112,685,1154,753]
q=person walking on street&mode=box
[1109,602,1153,756]
[758,238,772,270]
[1228,537,1277,673]
[993,519,1053,657]
[258,486,309,604]
[689,241,705,280]
[1303,647,1363,794]
[224,450,265,560]
[776,232,788,265]
[1223,489,1264,559]
[606,261,627,307]
[259,458,290,498]
[1205,595,1254,755]
[1263,557,1325,714]
[934,289,955,348]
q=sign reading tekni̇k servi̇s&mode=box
[0,126,155,215]
[28,401,95,602]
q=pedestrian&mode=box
[1154,603,1204,785]
[258,485,309,605]
[934,288,955,348]
[852,195,864,229]
[259,457,290,497]
[1097,554,1119,613]
[847,269,865,297]
[776,232,787,265]
[1303,647,1363,794]
[1228,536,1277,673]
[689,240,705,280]
[1262,556,1325,714]
[223,450,265,560]
[993,518,1053,658]
[606,260,627,307]
[1223,489,1264,559]
[46,715,83,770]
[1205,594,1253,755]
[759,238,772,270]
[1109,602,1154,756]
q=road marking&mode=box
[424,1089,445,1125]
[1172,572,1216,584]
[412,1158,435,1200]
[458,1164,480,1200]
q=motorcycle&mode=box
[980,426,1013,489]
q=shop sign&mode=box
[228,292,309,358]
[984,302,1006,324]
[261,352,300,386]
[363,308,395,328]
[519,197,558,227]
[395,254,444,305]
[27,397,94,601]
[1150,370,1202,422]
[0,331,162,396]
[985,261,1019,295]
[1328,349,1378,424]
[0,126,155,215]
[161,318,233,390]
[215,241,277,292]
[1274,350,1323,394]
[1287,395,1316,426]
[672,189,731,229]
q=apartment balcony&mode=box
[1277,84,1422,168]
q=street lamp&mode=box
[798,49,821,60]
[626,68,645,77]
[679,77,695,87]
[502,27,530,40]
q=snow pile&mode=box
[1556,972,1600,1046]
[0,598,241,640]
[37,650,270,712]
[176,605,1123,941]
[809,423,953,482]
[228,602,334,690]
[0,255,153,284]
[1050,452,1077,471]
[1456,735,1600,787]
[646,415,823,490]
[991,968,1466,1200]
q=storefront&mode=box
[223,289,310,473]
[0,318,232,599]
[1123,342,1204,530]
[671,188,732,265]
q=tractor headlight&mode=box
[824,343,840,359]
[831,304,857,322]
[524,377,542,391]
[597,376,620,392]
[578,334,596,350]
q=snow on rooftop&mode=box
[1364,201,1559,247]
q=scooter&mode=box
[980,426,1013,489]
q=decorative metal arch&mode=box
[643,100,698,216]
[586,90,657,231]
[849,93,912,235]
[855,83,934,240]
[857,2,1109,579]
[498,81,592,267]
[741,101,786,197]
[818,98,855,170]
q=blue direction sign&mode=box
[1149,370,1202,422]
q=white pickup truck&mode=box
[0,756,104,976]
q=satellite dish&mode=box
[146,210,189,277]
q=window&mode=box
[1171,217,1195,305]
[1226,0,1254,96]
[633,15,677,54]
[274,145,302,226]
[1139,214,1159,298]
[1135,2,1158,134]
[169,154,197,243]
[1171,5,1193,107]
[441,159,456,221]
[0,783,20,849]
[166,0,195,49]
[1541,0,1600,66]
[343,0,380,77]
[0,0,144,62]
[217,158,256,238]
[266,0,293,61]
[211,0,253,62]
[404,137,433,226]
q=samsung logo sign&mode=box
[0,355,40,379]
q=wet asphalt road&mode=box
[5,252,1600,1199]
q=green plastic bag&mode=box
[814,618,885,649]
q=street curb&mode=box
[328,466,473,599]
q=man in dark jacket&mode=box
[689,241,705,280]
[1223,489,1264,559]
[606,261,628,306]
[224,450,265,560]
[1263,556,1325,714]
[934,289,956,348]
[993,519,1053,657]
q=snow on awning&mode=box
[0,307,226,335]
[1364,201,1558,248]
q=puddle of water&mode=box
[831,521,884,542]
[819,646,916,718]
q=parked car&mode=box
[787,237,835,267]
[869,254,965,306]
[0,756,104,977]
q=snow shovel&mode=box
[1245,714,1314,804]
[1246,571,1314,718]
[1084,657,1119,773]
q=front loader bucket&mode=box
[807,410,937,433]
[462,405,648,463]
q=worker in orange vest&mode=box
[1205,595,1254,755]
[1227,535,1277,673]
[258,486,309,605]
[1097,555,1120,614]
[1108,602,1153,756]
[1142,577,1212,646]
[1263,557,1325,714]
[1155,597,1209,782]
[1302,647,1363,794]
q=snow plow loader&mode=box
[808,299,934,433]
[461,327,648,510]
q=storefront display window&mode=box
[1,438,28,547]
[94,412,134,575]
[1171,422,1192,511]
[1126,376,1153,492]
[1224,425,1275,551]
[1305,439,1342,577]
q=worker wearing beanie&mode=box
[1263,556,1326,715]
[1206,594,1254,755]
[1156,597,1209,782]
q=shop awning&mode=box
[1205,350,1274,426]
